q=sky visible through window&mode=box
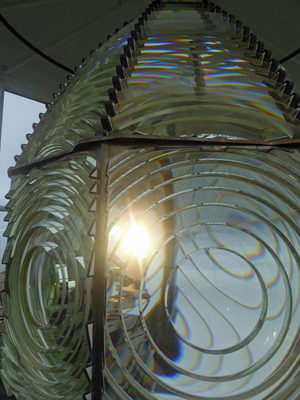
[0,92,45,269]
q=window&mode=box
[0,91,45,267]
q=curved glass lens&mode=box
[1,156,95,399]
[2,1,300,399]
[17,21,137,165]
[16,4,300,167]
[105,147,300,400]
[109,8,300,141]
[26,252,59,326]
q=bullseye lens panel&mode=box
[105,146,300,400]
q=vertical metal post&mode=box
[92,143,109,399]
[0,84,4,152]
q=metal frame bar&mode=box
[8,133,300,177]
[0,84,4,152]
[92,143,109,400]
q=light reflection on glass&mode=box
[106,8,300,141]
[105,147,300,399]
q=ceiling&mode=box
[0,0,299,103]
[0,0,151,103]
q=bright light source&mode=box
[111,226,121,238]
[123,224,148,257]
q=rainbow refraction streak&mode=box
[1,1,300,400]
[105,147,300,400]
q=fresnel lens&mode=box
[1,1,300,399]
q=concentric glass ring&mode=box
[105,146,300,399]
[1,156,95,399]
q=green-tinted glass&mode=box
[1,156,95,399]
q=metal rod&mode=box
[0,84,4,153]
[8,134,300,177]
[0,14,73,74]
[280,48,300,64]
[92,143,109,399]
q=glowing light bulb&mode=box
[123,224,148,257]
